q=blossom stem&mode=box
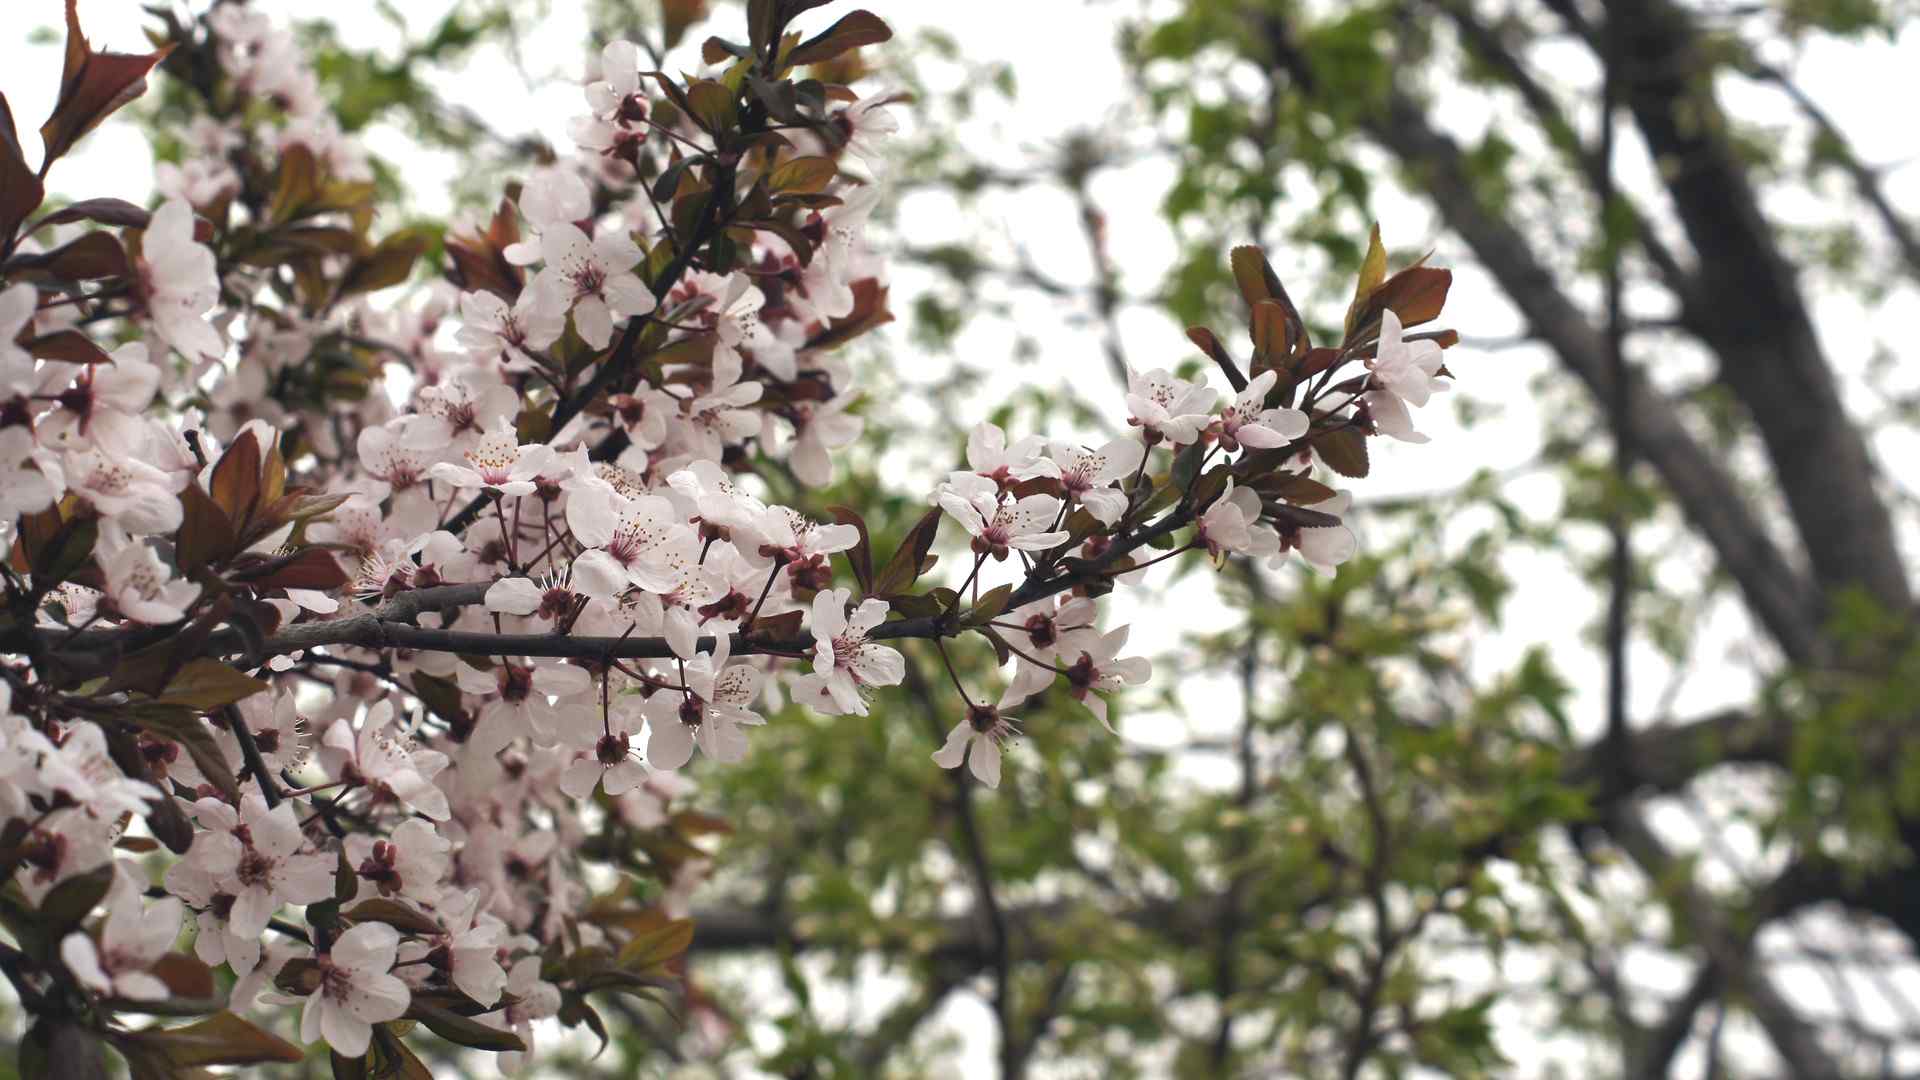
[743,558,785,630]
[953,553,987,613]
[933,638,975,707]
[990,634,1074,677]
[225,704,285,809]
[280,779,351,799]
[1100,541,1197,577]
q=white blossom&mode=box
[297,922,411,1058]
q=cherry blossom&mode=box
[297,921,411,1058]
[480,954,562,1075]
[1125,367,1217,445]
[1271,491,1360,576]
[137,199,225,361]
[1365,386,1429,444]
[37,342,160,452]
[963,422,1059,492]
[536,222,655,349]
[456,283,566,370]
[0,427,57,520]
[503,167,592,267]
[931,689,1024,789]
[787,395,863,487]
[418,889,509,1008]
[317,703,452,821]
[345,818,451,904]
[810,588,906,716]
[175,794,333,939]
[429,420,557,497]
[30,722,161,820]
[1049,437,1144,525]
[1197,480,1280,562]
[1366,308,1447,408]
[572,40,650,164]
[644,638,766,769]
[0,6,1456,1069]
[61,880,182,1002]
[1212,369,1309,451]
[1048,625,1154,733]
[940,487,1070,560]
[97,534,201,623]
[62,447,183,535]
[828,94,903,171]
[560,700,648,797]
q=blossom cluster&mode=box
[0,2,1454,1074]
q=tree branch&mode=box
[1256,13,1826,664]
[1601,0,1910,611]
[1607,804,1845,1078]
[41,489,1204,676]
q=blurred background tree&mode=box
[7,0,1918,1076]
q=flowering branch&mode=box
[0,2,1459,1076]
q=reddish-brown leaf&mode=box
[4,230,128,280]
[1316,426,1370,479]
[28,196,149,232]
[1365,265,1452,330]
[827,507,873,595]
[234,547,348,592]
[39,0,174,167]
[209,428,263,524]
[785,10,893,68]
[151,953,216,998]
[0,93,46,246]
[115,1011,303,1068]
[805,279,892,351]
[27,330,111,365]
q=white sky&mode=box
[7,1,1920,1075]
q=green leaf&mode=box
[337,228,433,299]
[651,152,705,203]
[29,514,96,589]
[26,329,111,365]
[965,583,1014,625]
[30,196,149,230]
[1344,222,1387,338]
[748,0,779,54]
[1355,266,1453,338]
[22,1021,107,1080]
[1170,440,1207,492]
[767,155,837,194]
[684,80,739,136]
[233,547,348,591]
[154,658,270,711]
[558,992,610,1056]
[617,917,694,972]
[4,230,128,280]
[1188,465,1231,510]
